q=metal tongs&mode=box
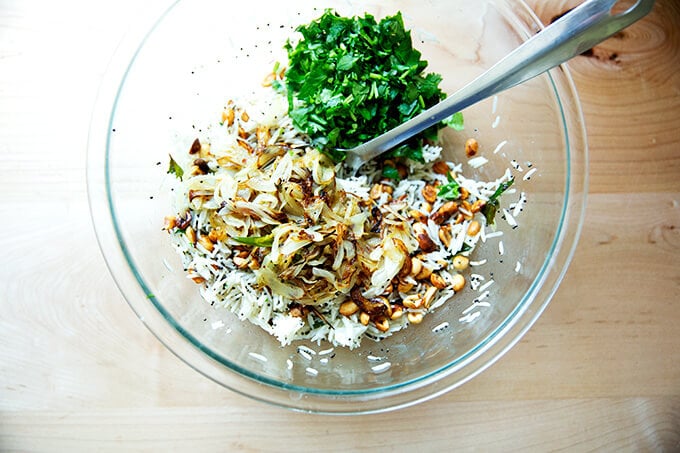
[343,0,655,172]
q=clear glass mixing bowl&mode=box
[88,0,587,413]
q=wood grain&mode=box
[1,0,679,451]
[1,398,679,452]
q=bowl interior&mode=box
[93,0,586,412]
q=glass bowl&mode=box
[87,0,587,414]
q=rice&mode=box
[163,87,519,349]
[371,362,392,373]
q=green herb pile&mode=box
[279,10,461,163]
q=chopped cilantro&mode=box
[488,178,515,203]
[438,171,460,200]
[281,10,451,163]
[442,111,465,131]
[381,165,401,181]
[167,154,184,180]
[482,178,514,225]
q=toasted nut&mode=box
[415,265,432,281]
[193,158,212,175]
[381,297,393,317]
[461,200,474,219]
[390,305,404,320]
[190,157,213,175]
[402,295,423,310]
[359,311,370,326]
[382,282,394,296]
[369,184,383,200]
[289,305,305,318]
[399,255,412,278]
[238,125,248,139]
[241,111,250,122]
[339,301,360,316]
[163,215,176,231]
[422,202,433,213]
[370,183,393,200]
[453,255,469,271]
[232,256,249,269]
[176,212,191,230]
[438,225,452,248]
[198,235,214,252]
[410,209,428,223]
[465,138,479,157]
[236,250,249,259]
[413,223,436,253]
[208,228,227,242]
[374,316,390,332]
[471,199,486,213]
[407,312,424,324]
[431,201,459,224]
[222,107,235,126]
[451,273,466,292]
[185,226,197,244]
[410,257,423,277]
[467,220,481,236]
[191,276,206,284]
[421,185,438,204]
[247,258,260,270]
[361,295,392,318]
[430,274,447,290]
[189,138,201,154]
[397,280,414,293]
[432,161,450,175]
[423,285,439,307]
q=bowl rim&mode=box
[87,0,588,414]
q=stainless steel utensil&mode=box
[343,0,654,171]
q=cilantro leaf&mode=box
[281,10,446,163]
[482,178,515,225]
[442,111,464,131]
[381,165,400,181]
[488,178,515,203]
[438,171,460,200]
[167,154,184,180]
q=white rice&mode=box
[371,362,392,373]
[165,86,523,349]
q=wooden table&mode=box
[1,0,678,450]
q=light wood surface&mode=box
[1,0,679,451]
